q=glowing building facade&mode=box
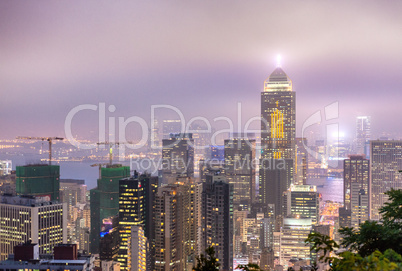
[259,66,295,223]
[370,140,402,220]
[0,195,67,260]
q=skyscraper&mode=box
[260,66,295,160]
[154,184,186,271]
[295,138,308,186]
[0,195,67,260]
[356,116,371,159]
[259,65,295,222]
[224,138,256,210]
[118,173,158,271]
[200,174,233,271]
[340,155,369,227]
[90,165,130,254]
[284,185,319,225]
[162,133,194,183]
[16,164,60,201]
[127,225,147,271]
[370,140,402,220]
[118,177,145,270]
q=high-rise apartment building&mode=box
[90,165,130,254]
[200,174,233,271]
[224,138,256,209]
[340,155,369,227]
[0,195,67,260]
[16,164,60,201]
[370,140,402,220]
[356,116,371,158]
[127,225,147,271]
[154,184,186,271]
[162,133,194,183]
[260,66,295,222]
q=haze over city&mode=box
[2,1,402,141]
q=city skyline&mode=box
[1,1,402,142]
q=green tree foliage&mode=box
[305,189,402,270]
[339,189,402,257]
[194,246,220,271]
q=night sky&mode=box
[2,1,402,142]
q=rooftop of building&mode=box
[0,194,61,207]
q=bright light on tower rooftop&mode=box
[276,54,282,67]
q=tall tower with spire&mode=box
[261,65,295,159]
[259,63,296,221]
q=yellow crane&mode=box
[16,136,64,165]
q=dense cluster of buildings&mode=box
[0,65,401,271]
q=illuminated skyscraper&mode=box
[259,65,295,222]
[118,177,145,270]
[356,116,371,159]
[118,173,158,271]
[340,155,369,227]
[284,185,319,225]
[224,138,256,209]
[0,195,67,260]
[260,66,295,160]
[370,140,402,220]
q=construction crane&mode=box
[90,163,109,179]
[97,141,132,165]
[16,136,64,165]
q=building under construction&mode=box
[16,164,60,201]
[90,164,130,254]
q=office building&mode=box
[16,164,60,201]
[90,165,130,254]
[260,65,296,222]
[295,138,308,185]
[356,116,371,158]
[224,138,256,209]
[340,155,369,227]
[199,159,225,183]
[118,176,145,270]
[370,140,402,220]
[200,174,233,271]
[284,185,319,225]
[0,195,67,260]
[162,133,194,183]
[278,217,312,268]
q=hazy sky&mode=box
[1,1,402,143]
